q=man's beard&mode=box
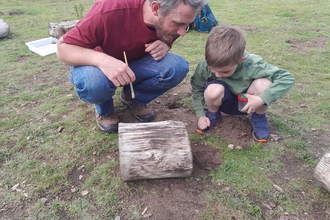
[155,18,179,45]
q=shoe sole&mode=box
[120,94,155,122]
[97,123,118,133]
[251,131,269,143]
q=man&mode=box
[57,0,207,133]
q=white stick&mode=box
[123,51,135,99]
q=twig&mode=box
[123,51,135,99]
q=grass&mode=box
[1,0,330,219]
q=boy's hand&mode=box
[197,116,210,130]
[242,94,265,114]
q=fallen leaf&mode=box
[141,207,148,215]
[57,126,64,133]
[11,183,19,191]
[143,213,152,218]
[77,165,85,170]
[273,184,284,193]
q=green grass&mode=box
[1,0,330,219]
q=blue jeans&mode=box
[69,53,189,116]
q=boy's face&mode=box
[209,56,246,78]
[210,64,239,78]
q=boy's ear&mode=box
[239,56,247,63]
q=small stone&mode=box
[228,144,234,150]
[40,198,47,205]
[115,216,120,220]
[0,19,10,38]
[236,145,243,150]
[269,201,276,208]
[261,202,272,210]
[81,190,89,196]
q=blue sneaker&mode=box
[196,110,222,135]
[250,112,270,142]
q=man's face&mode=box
[154,3,197,44]
[210,64,239,78]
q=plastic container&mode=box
[25,37,58,56]
[238,93,248,112]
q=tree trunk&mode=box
[314,152,330,193]
[118,120,193,181]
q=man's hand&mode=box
[241,94,265,114]
[145,40,170,60]
[98,56,136,87]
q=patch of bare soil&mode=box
[286,36,328,53]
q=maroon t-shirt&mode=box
[63,0,160,61]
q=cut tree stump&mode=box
[118,120,193,181]
[48,20,79,39]
[314,152,330,193]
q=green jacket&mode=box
[191,51,296,117]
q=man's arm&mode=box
[56,37,135,87]
[56,37,107,67]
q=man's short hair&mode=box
[152,0,207,15]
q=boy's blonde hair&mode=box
[205,24,246,67]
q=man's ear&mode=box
[151,1,160,16]
[239,56,247,63]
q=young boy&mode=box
[190,24,295,142]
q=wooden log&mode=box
[314,152,330,193]
[48,20,79,39]
[118,120,193,181]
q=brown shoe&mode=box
[120,90,156,122]
[96,110,119,133]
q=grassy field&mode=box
[1,0,330,219]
